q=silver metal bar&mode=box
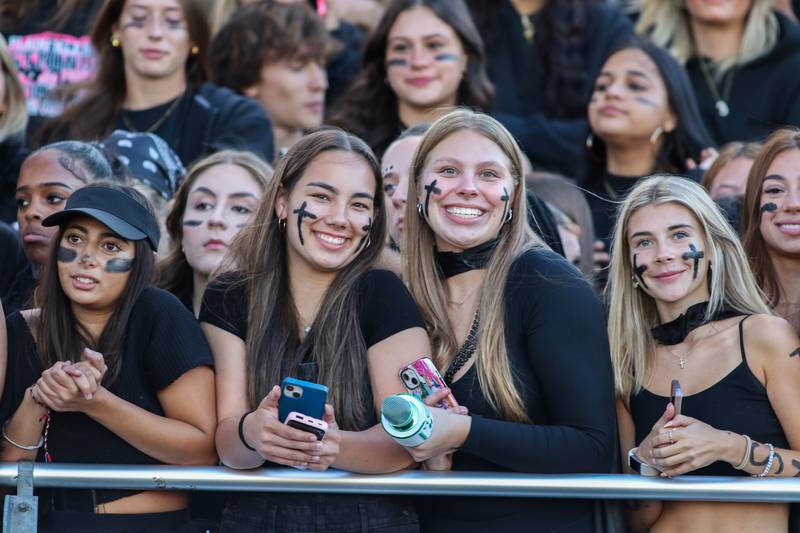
[0,464,797,502]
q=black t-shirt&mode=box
[200,269,425,429]
[1,287,214,504]
[421,248,617,532]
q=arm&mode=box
[331,327,428,473]
[617,399,663,533]
[0,387,47,462]
[651,315,800,477]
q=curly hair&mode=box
[209,0,335,93]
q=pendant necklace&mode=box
[663,322,720,370]
[697,56,736,118]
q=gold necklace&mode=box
[447,284,481,306]
[697,56,736,118]
[121,92,185,133]
[662,322,720,369]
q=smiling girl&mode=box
[1,183,216,531]
[608,175,800,533]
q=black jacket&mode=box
[687,12,800,144]
[0,135,28,224]
[471,1,633,179]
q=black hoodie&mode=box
[686,11,800,144]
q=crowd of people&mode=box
[0,0,800,532]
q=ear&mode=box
[663,113,677,134]
[243,85,259,99]
[274,185,288,220]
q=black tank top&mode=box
[630,316,788,476]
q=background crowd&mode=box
[1,0,800,532]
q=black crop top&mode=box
[0,287,214,508]
[630,316,789,476]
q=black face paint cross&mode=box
[681,243,705,280]
[358,217,373,252]
[633,254,648,289]
[501,187,510,221]
[292,201,318,246]
[423,179,441,219]
[760,202,778,216]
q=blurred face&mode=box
[113,0,192,83]
[627,203,710,311]
[276,151,377,272]
[57,216,135,312]
[418,129,516,252]
[685,0,752,25]
[385,7,467,113]
[382,135,422,244]
[758,149,800,258]
[181,164,262,277]
[589,48,675,147]
[557,218,582,267]
[246,57,328,133]
[16,150,88,266]
[708,156,753,199]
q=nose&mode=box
[146,16,164,39]
[309,63,328,92]
[410,44,433,69]
[79,252,97,268]
[23,199,45,222]
[392,177,408,209]
[324,200,348,229]
[208,203,227,229]
[455,171,479,199]
[784,187,800,211]
[604,79,624,99]
[653,239,675,264]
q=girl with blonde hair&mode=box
[636,0,800,144]
[608,174,800,532]
[402,109,616,531]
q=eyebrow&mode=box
[66,223,127,241]
[307,182,337,193]
[229,192,258,199]
[430,157,506,168]
[629,223,693,238]
[388,33,450,43]
[15,181,75,193]
[353,192,374,200]
[763,174,786,182]
[192,186,217,198]
[626,69,651,80]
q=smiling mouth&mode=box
[315,232,347,246]
[71,275,99,289]
[777,223,800,230]
[446,207,483,218]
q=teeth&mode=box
[779,224,800,229]
[318,233,345,244]
[75,276,96,284]
[446,207,482,217]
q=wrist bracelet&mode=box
[238,410,257,452]
[734,434,752,470]
[2,421,43,451]
[753,442,775,477]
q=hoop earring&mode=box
[650,126,664,145]
[416,202,423,218]
[632,275,640,289]
[585,133,593,150]
[504,208,513,223]
[191,45,199,55]
[110,36,120,48]
[278,218,286,232]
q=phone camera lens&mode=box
[292,392,300,398]
[410,378,418,385]
[286,385,294,391]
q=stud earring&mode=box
[585,133,593,150]
[191,45,199,55]
[110,36,120,48]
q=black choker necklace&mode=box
[650,301,739,345]
[435,239,499,278]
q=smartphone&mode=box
[285,411,328,441]
[670,379,683,417]
[278,377,328,423]
[308,0,327,16]
[399,357,458,410]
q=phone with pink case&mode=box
[285,411,328,441]
[399,357,458,410]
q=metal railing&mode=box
[2,463,800,532]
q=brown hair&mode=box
[742,128,800,306]
[0,0,89,32]
[38,0,209,144]
[0,33,26,142]
[218,128,386,431]
[701,141,761,192]
[157,150,272,305]
[209,0,334,93]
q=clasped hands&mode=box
[31,348,108,413]
[241,385,341,471]
[637,403,731,477]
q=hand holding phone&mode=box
[400,357,458,410]
[285,411,328,440]
[278,377,329,423]
[670,379,683,417]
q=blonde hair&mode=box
[635,0,778,74]
[403,109,541,422]
[605,175,770,401]
[0,33,27,142]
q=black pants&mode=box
[220,493,419,533]
[39,508,191,533]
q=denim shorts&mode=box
[220,492,419,533]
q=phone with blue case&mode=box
[278,377,328,423]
